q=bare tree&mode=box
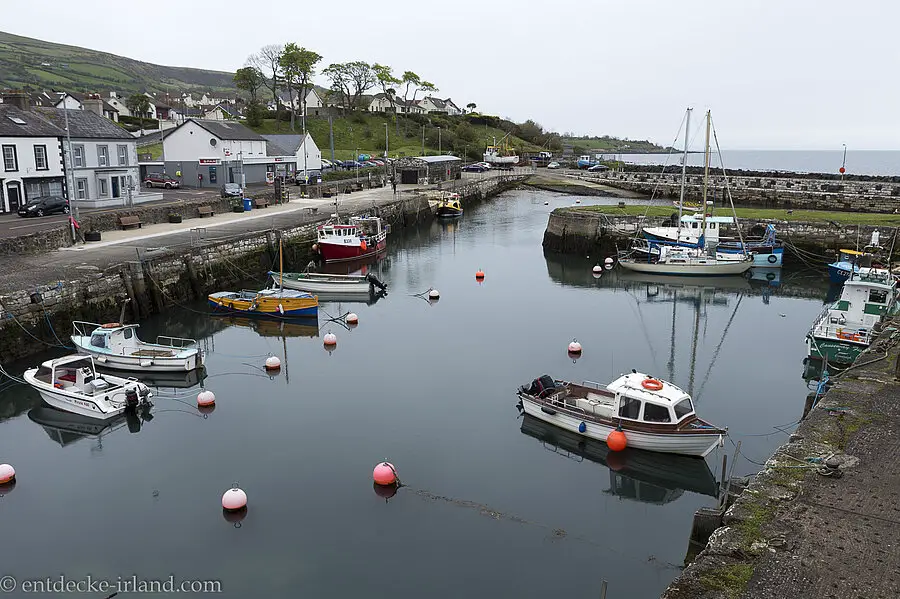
[249,44,283,110]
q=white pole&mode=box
[63,106,77,242]
[677,108,692,233]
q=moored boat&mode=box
[208,288,318,317]
[271,271,387,295]
[827,244,890,284]
[71,321,203,372]
[24,355,152,420]
[315,215,388,263]
[516,371,726,457]
[435,193,463,217]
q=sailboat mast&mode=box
[279,236,284,289]
[702,110,711,237]
[678,108,692,230]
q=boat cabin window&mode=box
[123,328,133,339]
[673,398,694,419]
[618,396,641,420]
[709,223,716,230]
[643,403,672,423]
[90,333,106,348]
[691,223,698,229]
[869,289,888,304]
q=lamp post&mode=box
[840,143,847,181]
[63,105,77,242]
[355,147,359,182]
[422,125,425,156]
[384,123,389,184]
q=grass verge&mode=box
[573,204,900,226]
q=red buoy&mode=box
[839,167,846,174]
[607,429,627,452]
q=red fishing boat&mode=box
[314,215,388,263]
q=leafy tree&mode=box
[249,44,283,110]
[372,64,400,113]
[126,94,151,132]
[233,66,265,103]
[245,100,265,127]
[401,71,421,108]
[279,43,322,131]
[418,81,438,102]
[324,61,377,112]
[466,102,476,113]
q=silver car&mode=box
[221,183,242,198]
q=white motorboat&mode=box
[270,271,387,296]
[71,321,204,372]
[24,355,152,420]
[516,371,726,457]
[619,245,754,276]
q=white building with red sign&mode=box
[160,119,296,187]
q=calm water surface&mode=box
[0,189,832,598]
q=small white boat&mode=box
[24,355,152,420]
[516,372,726,457]
[270,271,387,296]
[619,245,754,276]
[71,321,204,372]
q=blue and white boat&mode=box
[72,321,204,372]
[644,216,784,267]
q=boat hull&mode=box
[828,263,853,284]
[807,336,866,366]
[71,342,202,372]
[318,239,387,263]
[23,371,148,421]
[520,397,722,457]
[208,297,317,317]
[618,259,753,276]
[435,207,463,218]
[276,277,372,295]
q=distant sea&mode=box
[607,150,900,177]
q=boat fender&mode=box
[768,254,778,264]
[767,272,776,281]
[278,303,284,315]
[541,406,557,416]
[578,421,587,433]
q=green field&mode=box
[574,204,900,227]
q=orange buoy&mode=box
[373,462,397,486]
[475,269,485,280]
[641,378,664,391]
[607,429,627,452]
[360,240,368,252]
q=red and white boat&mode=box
[315,215,388,263]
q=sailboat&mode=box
[618,109,753,276]
[208,237,319,317]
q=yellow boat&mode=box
[436,193,463,217]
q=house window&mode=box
[117,145,128,166]
[34,145,48,170]
[75,178,87,199]
[73,145,85,167]
[97,145,109,167]
[98,177,108,197]
[2,145,17,171]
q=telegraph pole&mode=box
[63,105,77,243]
[329,115,335,162]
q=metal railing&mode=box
[156,335,198,349]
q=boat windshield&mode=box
[673,398,694,420]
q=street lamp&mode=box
[384,123,389,184]
[355,147,359,182]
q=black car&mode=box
[18,195,69,217]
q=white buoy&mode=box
[592,271,602,279]
[197,390,216,407]
[567,339,583,354]
[428,289,440,300]
[592,265,603,274]
[544,201,549,206]
[264,356,281,371]
[604,257,614,266]
[346,313,359,325]
[222,487,248,512]
[324,332,337,346]
[0,463,15,485]
[575,199,581,204]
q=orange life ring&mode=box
[101,322,122,328]
[641,378,663,391]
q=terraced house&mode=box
[0,101,65,214]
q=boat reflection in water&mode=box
[216,316,320,338]
[28,404,151,448]
[96,364,208,390]
[520,415,719,504]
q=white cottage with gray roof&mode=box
[0,101,65,213]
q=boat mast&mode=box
[279,236,284,290]
[677,108,692,236]
[701,110,711,243]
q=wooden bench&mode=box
[197,205,214,218]
[253,198,270,209]
[118,216,142,230]
[305,207,318,215]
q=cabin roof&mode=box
[607,372,690,404]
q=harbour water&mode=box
[611,150,900,177]
[0,189,834,598]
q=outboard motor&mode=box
[125,388,139,410]
[366,273,388,292]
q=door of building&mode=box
[6,182,21,212]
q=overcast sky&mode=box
[8,0,898,149]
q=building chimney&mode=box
[1,90,30,110]
[83,94,103,116]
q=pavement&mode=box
[0,169,527,295]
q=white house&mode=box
[35,107,144,208]
[368,93,425,114]
[0,101,65,213]
[261,134,321,175]
[162,119,296,186]
[107,92,131,118]
[202,104,242,121]
[418,97,463,116]
[368,93,396,113]
[54,93,83,110]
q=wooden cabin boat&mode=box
[435,193,463,217]
[516,371,726,457]
[71,321,203,372]
[315,215,387,263]
[24,355,152,420]
[208,288,318,317]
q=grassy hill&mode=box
[253,113,543,162]
[562,135,673,154]
[0,31,236,94]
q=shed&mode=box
[396,155,461,185]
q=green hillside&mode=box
[0,31,236,94]
[563,135,672,154]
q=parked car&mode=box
[321,159,335,171]
[295,170,322,185]
[340,160,360,169]
[547,161,561,169]
[476,162,492,170]
[221,183,242,198]
[144,173,180,189]
[587,164,609,172]
[17,195,69,217]
[462,164,488,173]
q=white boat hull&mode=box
[24,372,149,421]
[618,258,753,276]
[71,344,202,372]
[277,277,371,295]
[520,397,722,457]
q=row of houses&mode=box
[0,92,149,214]
[276,88,464,116]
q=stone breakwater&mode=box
[542,207,894,260]
[582,170,900,213]
[661,321,900,599]
[0,175,525,363]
